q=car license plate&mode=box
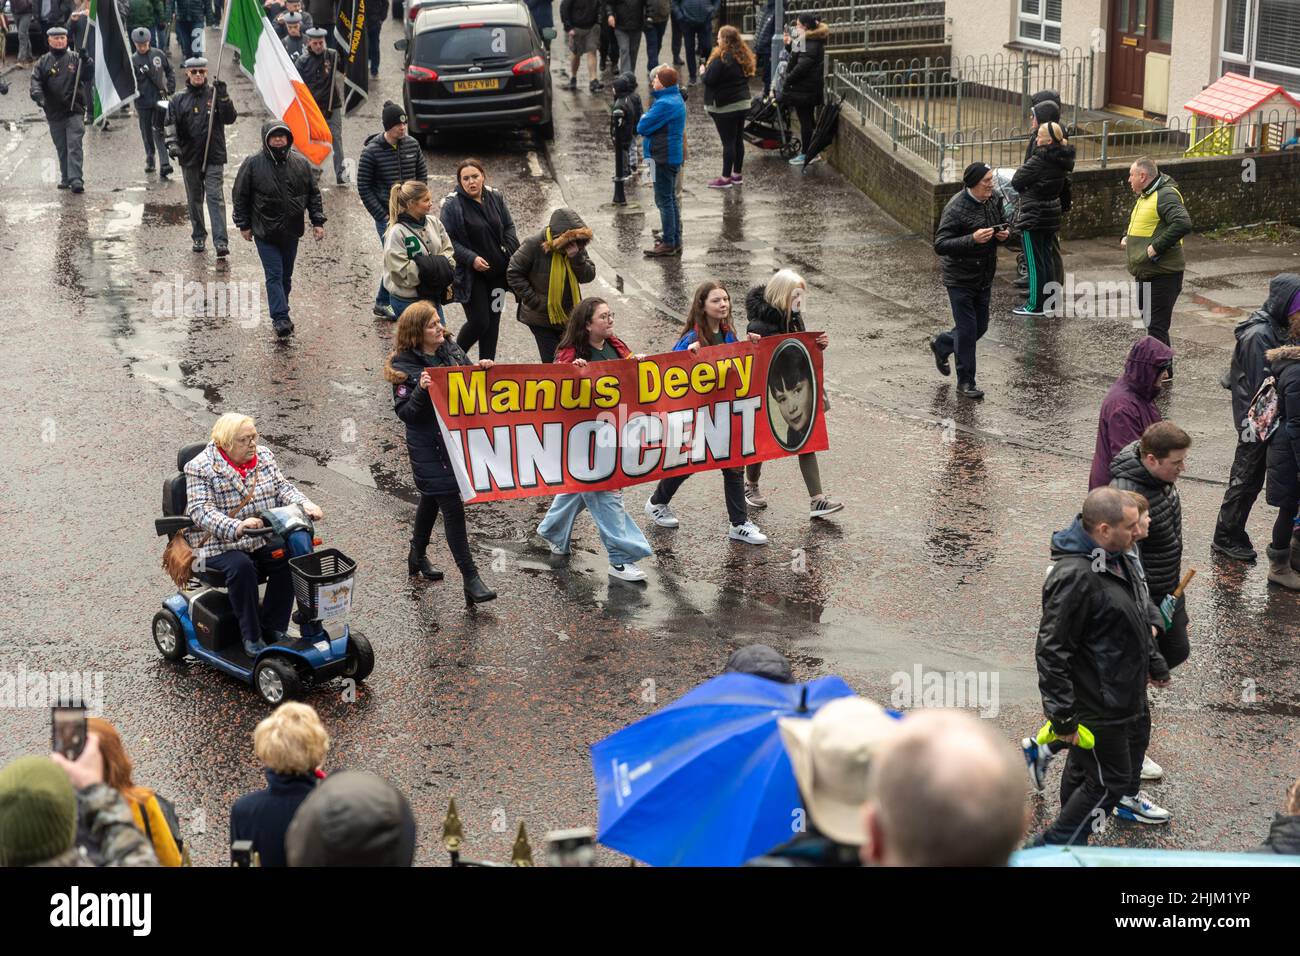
[452,78,500,92]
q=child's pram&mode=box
[744,49,801,159]
[992,167,1030,281]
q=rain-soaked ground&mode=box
[1,16,1299,865]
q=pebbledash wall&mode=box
[828,107,1300,239]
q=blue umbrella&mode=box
[590,672,856,867]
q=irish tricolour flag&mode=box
[88,0,138,124]
[226,0,333,165]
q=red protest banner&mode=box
[424,333,829,503]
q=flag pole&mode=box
[201,0,235,173]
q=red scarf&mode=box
[219,446,258,478]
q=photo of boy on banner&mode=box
[766,338,817,453]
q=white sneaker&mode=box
[1140,755,1163,781]
[644,498,679,528]
[609,562,647,582]
[728,521,769,545]
[1113,791,1172,824]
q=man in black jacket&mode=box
[357,101,428,319]
[29,26,92,193]
[232,121,327,338]
[1213,274,1300,561]
[130,26,175,177]
[1034,487,1159,845]
[560,0,602,92]
[158,56,238,255]
[605,0,644,74]
[929,162,1009,400]
[298,27,346,185]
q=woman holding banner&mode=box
[644,280,769,546]
[743,269,842,519]
[537,298,655,582]
[383,302,498,606]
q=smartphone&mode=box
[51,703,87,762]
[993,223,1009,232]
[231,840,259,867]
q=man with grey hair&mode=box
[859,710,1027,866]
[1031,487,1162,845]
[1122,155,1192,347]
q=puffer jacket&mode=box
[30,46,93,119]
[231,121,327,244]
[933,187,1003,289]
[382,212,456,301]
[1125,173,1192,279]
[745,283,805,337]
[1265,344,1300,508]
[1252,814,1300,855]
[1088,336,1173,490]
[780,23,828,106]
[1036,517,1158,735]
[1012,142,1075,233]
[160,79,238,168]
[356,128,429,222]
[182,442,311,561]
[672,0,716,26]
[755,0,776,67]
[1228,273,1300,431]
[1109,441,1183,599]
[131,44,175,110]
[507,207,596,330]
[383,344,473,496]
[637,81,686,166]
[296,46,343,116]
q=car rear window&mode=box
[414,25,534,67]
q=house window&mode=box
[1221,0,1300,93]
[1018,0,1062,48]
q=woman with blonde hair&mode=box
[383,180,456,322]
[702,25,756,189]
[743,269,841,518]
[229,702,330,867]
[383,301,498,604]
[183,412,324,657]
[86,718,187,866]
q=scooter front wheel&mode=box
[341,630,374,683]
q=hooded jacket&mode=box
[1088,336,1173,490]
[1125,173,1192,278]
[1110,441,1183,599]
[439,184,520,303]
[231,121,327,243]
[160,78,238,168]
[283,771,417,867]
[933,187,1003,289]
[612,72,643,148]
[131,43,175,110]
[745,283,805,337]
[1024,90,1060,162]
[1012,141,1075,233]
[1036,517,1156,734]
[1265,343,1300,508]
[1229,273,1300,430]
[507,207,596,330]
[780,23,828,106]
[1252,814,1300,855]
[383,342,473,496]
[357,127,429,222]
[638,82,686,166]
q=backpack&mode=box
[1243,375,1279,443]
[141,793,190,866]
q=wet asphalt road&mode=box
[1,13,1299,865]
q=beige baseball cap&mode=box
[778,697,901,846]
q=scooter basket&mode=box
[289,549,357,620]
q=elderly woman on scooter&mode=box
[183,413,324,657]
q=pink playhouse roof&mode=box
[1185,73,1300,122]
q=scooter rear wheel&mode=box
[152,609,186,661]
[254,658,302,705]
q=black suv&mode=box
[396,2,555,145]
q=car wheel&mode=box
[151,609,187,661]
[254,657,302,705]
[342,630,375,682]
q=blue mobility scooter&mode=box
[152,443,374,705]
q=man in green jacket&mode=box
[1121,155,1192,347]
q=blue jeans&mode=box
[643,22,667,73]
[654,162,681,246]
[934,284,992,387]
[538,491,653,566]
[681,21,711,81]
[254,236,300,322]
[388,293,446,324]
[367,26,382,76]
[206,530,314,645]
[375,218,390,308]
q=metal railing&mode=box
[742,0,948,48]
[830,60,950,169]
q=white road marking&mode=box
[526,151,544,177]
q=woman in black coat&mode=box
[779,13,828,166]
[702,25,756,188]
[440,159,520,362]
[1010,121,1075,317]
[383,301,497,604]
[1264,328,1300,587]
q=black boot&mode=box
[408,544,445,581]
[463,574,497,606]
